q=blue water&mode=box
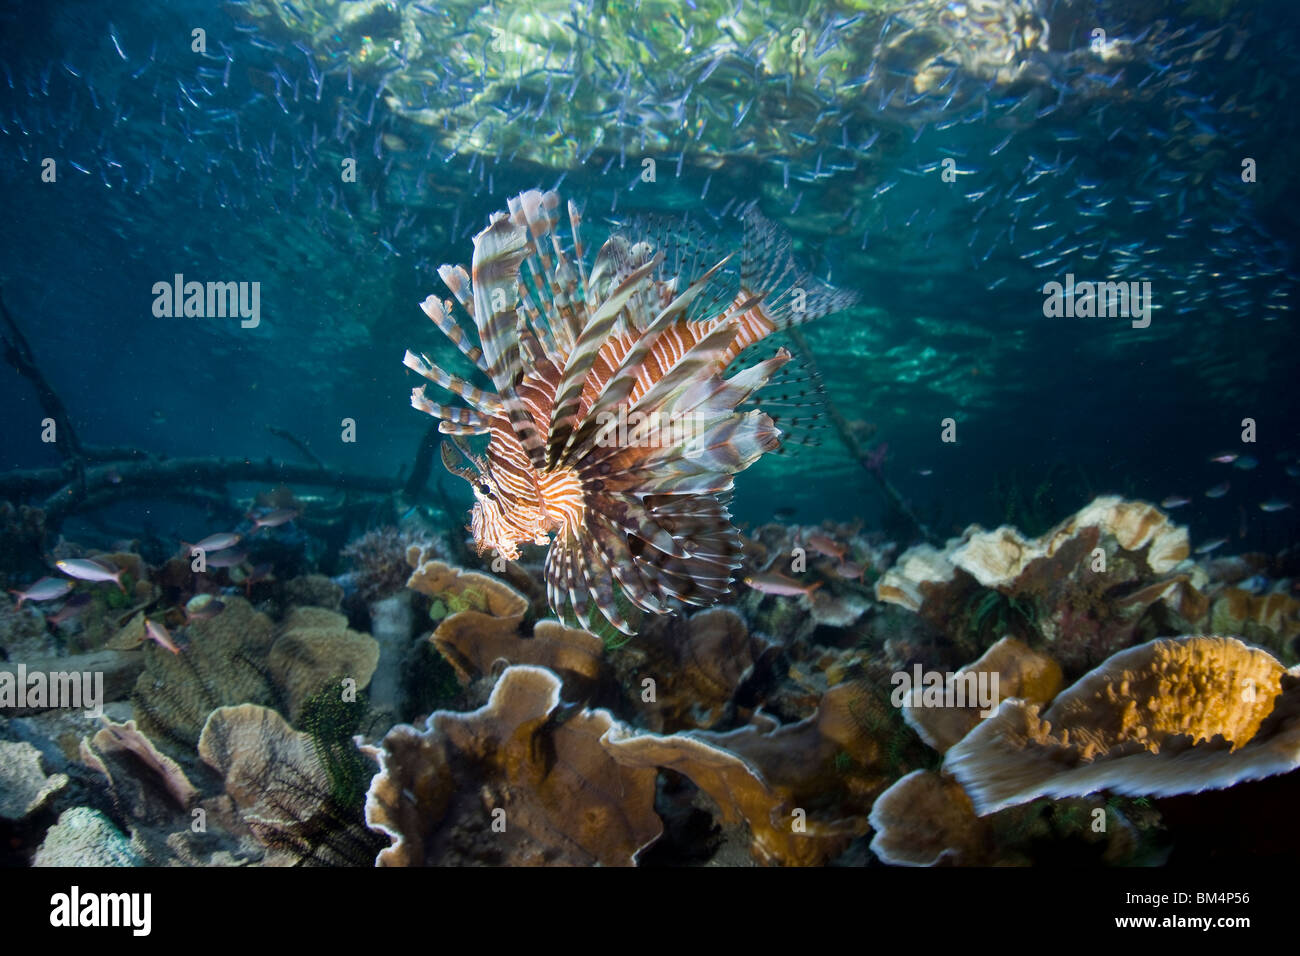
[1,0,1297,556]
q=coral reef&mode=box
[367,664,887,866]
[199,704,384,866]
[132,597,379,751]
[609,607,774,732]
[901,636,1063,754]
[944,636,1300,815]
[367,666,662,866]
[876,496,1199,674]
[342,526,432,603]
[0,739,68,820]
[33,807,141,867]
[268,607,380,723]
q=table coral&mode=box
[943,635,1300,815]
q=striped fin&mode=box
[545,253,661,468]
[566,315,742,476]
[438,421,490,436]
[420,293,487,374]
[469,208,550,470]
[579,256,735,423]
[409,386,491,431]
[739,210,860,330]
[742,343,831,450]
[468,211,530,394]
[402,350,504,416]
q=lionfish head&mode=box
[439,436,521,561]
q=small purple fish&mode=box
[55,558,126,592]
[1205,482,1230,499]
[249,508,299,530]
[834,561,866,582]
[7,576,74,608]
[184,532,242,553]
[144,617,181,654]
[743,572,822,598]
[1209,453,1238,464]
[1160,495,1191,509]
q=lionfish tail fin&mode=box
[742,340,832,451]
[740,210,860,332]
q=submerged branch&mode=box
[25,457,404,531]
[0,285,85,483]
[267,426,326,469]
[788,329,934,544]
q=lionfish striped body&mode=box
[404,190,855,633]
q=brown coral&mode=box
[868,770,988,866]
[367,665,662,866]
[901,637,1063,753]
[611,607,773,731]
[269,607,380,722]
[1210,588,1300,657]
[433,615,603,694]
[606,681,882,866]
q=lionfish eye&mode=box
[477,481,493,499]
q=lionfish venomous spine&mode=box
[404,190,856,633]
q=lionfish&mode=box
[403,190,855,633]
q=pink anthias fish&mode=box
[248,509,299,530]
[1160,495,1191,509]
[1209,453,1238,464]
[55,558,127,592]
[7,576,74,608]
[143,617,181,654]
[804,532,848,561]
[182,532,242,553]
[834,561,867,582]
[743,571,823,597]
